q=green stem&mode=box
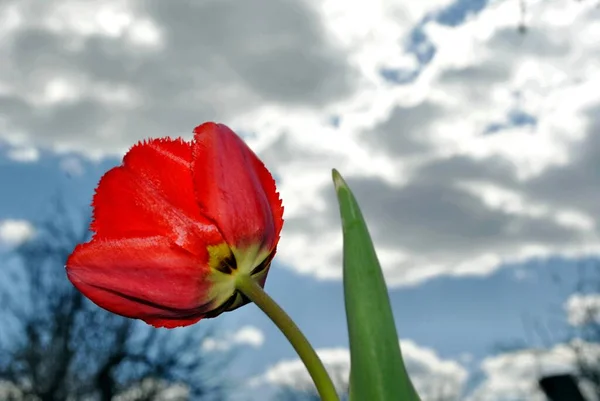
[235,275,340,401]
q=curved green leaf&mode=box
[332,169,420,401]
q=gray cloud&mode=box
[361,102,446,155]
[143,0,355,104]
[0,0,357,154]
[274,94,600,283]
[303,150,583,262]
[438,63,511,88]
[488,26,573,58]
[416,154,518,187]
[525,105,600,217]
[343,174,583,259]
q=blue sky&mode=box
[1,0,600,400]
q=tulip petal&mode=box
[250,151,284,242]
[191,123,284,256]
[66,236,228,328]
[91,138,223,254]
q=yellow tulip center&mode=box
[204,242,273,318]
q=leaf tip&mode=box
[331,168,347,192]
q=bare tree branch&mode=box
[0,203,232,401]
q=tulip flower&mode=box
[66,122,284,329]
[66,122,343,401]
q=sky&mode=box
[1,0,600,400]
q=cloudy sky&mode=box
[1,0,600,399]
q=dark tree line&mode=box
[0,203,230,401]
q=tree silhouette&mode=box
[566,260,600,400]
[0,203,230,401]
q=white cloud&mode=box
[0,219,34,246]
[231,326,265,348]
[254,347,350,394]
[254,339,600,400]
[6,146,39,162]
[114,378,189,401]
[401,339,468,400]
[467,341,600,401]
[565,293,600,327]
[202,325,265,352]
[315,0,453,83]
[253,339,467,400]
[261,0,600,286]
[3,0,600,287]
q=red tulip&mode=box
[65,122,284,328]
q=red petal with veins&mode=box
[67,236,220,328]
[91,138,224,254]
[192,123,284,252]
